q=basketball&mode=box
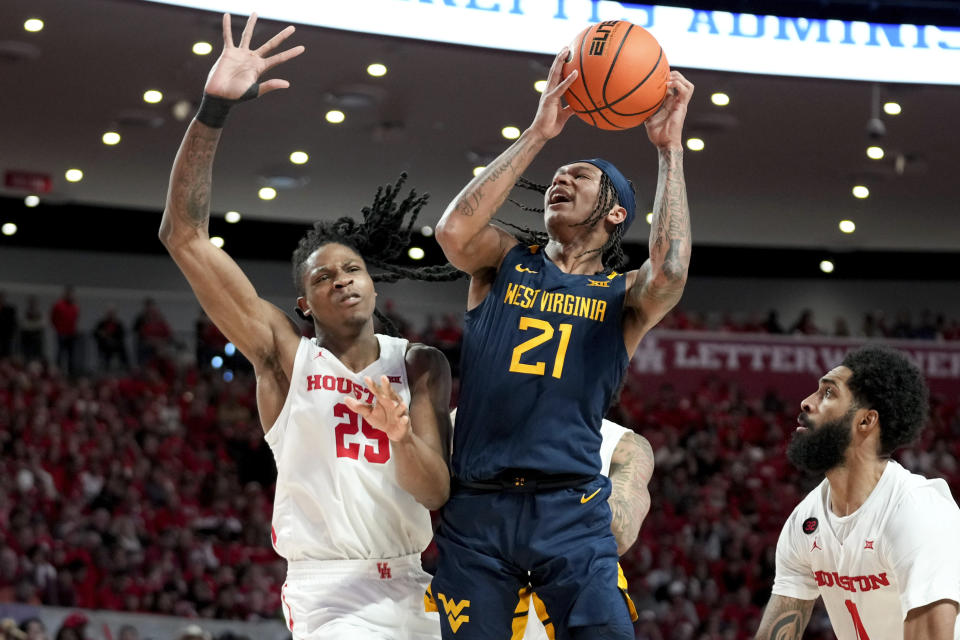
[562,20,670,130]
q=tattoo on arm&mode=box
[608,432,654,553]
[453,138,531,219]
[755,596,815,640]
[169,122,222,229]
[649,147,691,286]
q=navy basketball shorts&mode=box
[425,475,636,639]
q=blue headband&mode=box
[577,158,636,232]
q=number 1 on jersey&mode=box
[844,600,871,640]
[509,316,573,379]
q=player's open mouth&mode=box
[548,190,572,205]
[338,292,362,306]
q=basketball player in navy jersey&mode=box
[427,46,694,639]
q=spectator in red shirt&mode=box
[50,287,79,375]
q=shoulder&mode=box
[780,483,826,538]
[886,474,960,541]
[600,419,632,442]
[404,343,451,381]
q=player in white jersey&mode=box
[755,345,960,640]
[160,14,459,639]
[521,419,654,639]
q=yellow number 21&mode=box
[509,316,573,379]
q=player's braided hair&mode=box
[506,172,629,272]
[291,173,464,335]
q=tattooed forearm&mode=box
[453,137,533,219]
[755,595,815,640]
[163,121,223,235]
[607,432,654,555]
[649,147,691,284]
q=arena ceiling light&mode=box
[210,236,225,248]
[102,131,121,146]
[1,223,17,236]
[710,92,730,106]
[24,18,44,32]
[534,80,548,93]
[839,219,856,233]
[139,1,960,86]
[289,151,309,165]
[408,247,425,260]
[852,185,870,199]
[325,110,345,124]
[884,101,902,115]
[366,63,387,77]
[65,169,84,182]
[143,90,163,104]
[193,41,213,55]
[420,225,434,237]
[686,137,705,151]
[866,146,884,160]
[24,196,39,208]
[646,212,654,224]
[473,166,485,177]
[224,211,241,223]
[258,187,277,200]
[819,260,835,273]
[501,126,521,140]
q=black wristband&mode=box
[195,83,260,128]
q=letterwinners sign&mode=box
[142,0,958,85]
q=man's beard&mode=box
[786,409,855,474]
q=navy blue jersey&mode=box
[452,244,629,481]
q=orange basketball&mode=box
[562,20,669,130]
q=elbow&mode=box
[419,482,450,511]
[435,217,464,255]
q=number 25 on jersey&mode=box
[333,403,390,464]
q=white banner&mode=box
[141,0,960,85]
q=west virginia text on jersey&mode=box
[453,244,629,481]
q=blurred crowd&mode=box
[2,288,960,380]
[1,290,959,639]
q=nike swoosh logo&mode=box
[580,488,602,504]
[515,264,538,274]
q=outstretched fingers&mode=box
[239,12,258,49]
[257,79,290,96]
[255,25,297,56]
[221,13,235,48]
[263,44,305,72]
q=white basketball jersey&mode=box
[265,335,434,561]
[598,419,631,476]
[773,461,960,640]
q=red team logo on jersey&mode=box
[864,540,875,550]
[377,562,392,579]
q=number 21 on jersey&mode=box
[509,316,572,379]
[333,403,390,463]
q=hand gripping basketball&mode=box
[344,375,412,443]
[528,47,579,141]
[198,13,305,127]
[644,70,695,150]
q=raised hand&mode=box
[204,13,305,100]
[644,70,695,150]
[344,376,412,443]
[528,48,579,140]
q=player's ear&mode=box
[296,296,311,318]
[858,408,879,432]
[606,205,627,226]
